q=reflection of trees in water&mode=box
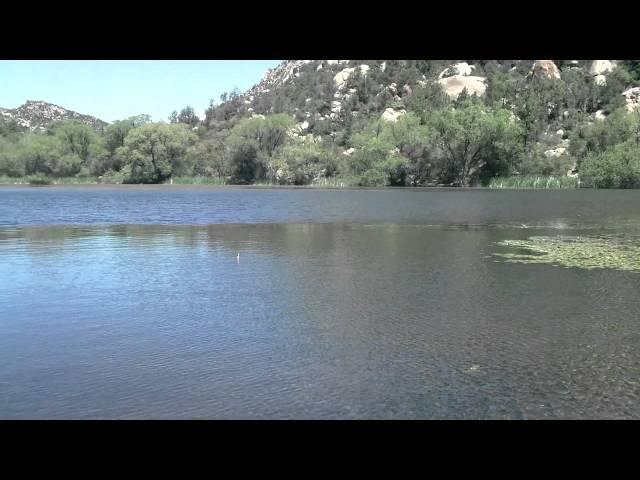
[1,222,491,262]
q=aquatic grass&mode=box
[486,175,580,189]
[28,176,52,186]
[310,176,361,188]
[52,177,100,185]
[493,235,640,272]
[169,176,227,185]
[0,175,28,184]
[0,176,100,185]
[252,179,277,187]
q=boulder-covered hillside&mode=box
[205,60,640,132]
[0,100,108,132]
[190,59,640,186]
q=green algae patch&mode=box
[493,235,640,272]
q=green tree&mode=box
[406,82,450,124]
[513,77,565,146]
[267,140,336,185]
[105,115,151,156]
[233,114,293,157]
[486,71,518,107]
[562,69,599,114]
[0,137,25,176]
[185,138,227,177]
[569,108,640,164]
[177,106,199,128]
[598,66,634,112]
[118,123,197,183]
[580,140,640,188]
[18,134,82,177]
[224,114,294,183]
[0,118,25,137]
[427,101,524,185]
[621,60,640,82]
[376,113,437,184]
[47,120,105,163]
[346,120,409,186]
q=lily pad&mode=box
[493,235,640,273]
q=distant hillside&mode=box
[205,60,640,137]
[0,100,108,132]
[171,59,640,187]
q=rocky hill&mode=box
[207,60,639,136]
[191,59,640,186]
[0,100,108,132]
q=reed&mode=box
[310,176,360,188]
[0,176,99,185]
[169,176,227,185]
[28,176,53,186]
[486,175,580,189]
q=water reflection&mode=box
[4,186,640,228]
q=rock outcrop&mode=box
[342,147,355,156]
[622,87,640,112]
[439,62,475,79]
[437,75,487,99]
[529,60,561,80]
[589,60,616,87]
[595,110,608,121]
[380,108,406,122]
[544,147,567,158]
[590,60,616,76]
[334,65,370,90]
[594,75,607,86]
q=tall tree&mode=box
[428,100,524,185]
[177,106,199,128]
[118,123,197,183]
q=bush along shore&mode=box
[1,106,638,189]
[0,174,583,189]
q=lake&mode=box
[2,185,640,419]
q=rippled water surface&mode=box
[2,186,640,419]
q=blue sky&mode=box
[0,60,281,123]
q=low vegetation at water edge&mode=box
[486,175,580,189]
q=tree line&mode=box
[1,59,640,187]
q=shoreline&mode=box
[0,183,590,191]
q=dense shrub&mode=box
[580,141,640,188]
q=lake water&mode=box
[2,185,640,419]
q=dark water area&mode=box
[1,186,640,419]
[2,185,640,229]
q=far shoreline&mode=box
[0,183,603,191]
[0,183,472,191]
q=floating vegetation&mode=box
[493,235,640,272]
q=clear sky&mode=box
[0,60,281,123]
